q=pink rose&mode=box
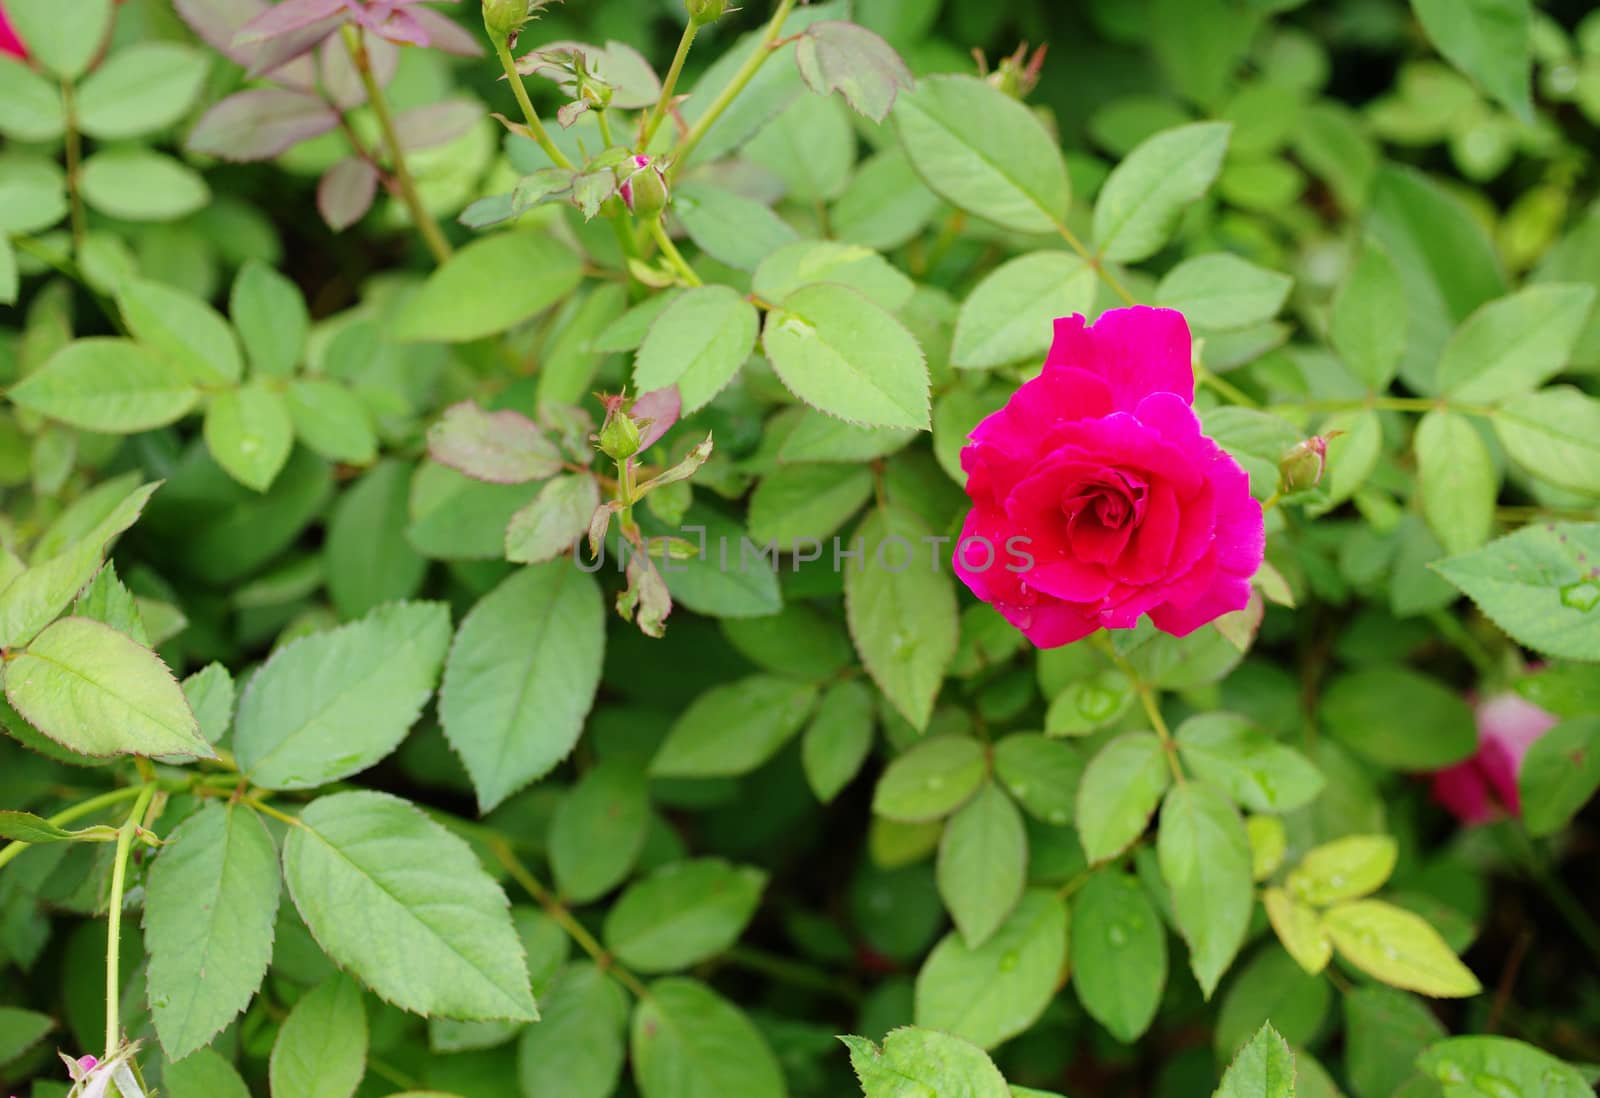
[0,6,27,58]
[1431,692,1559,824]
[953,306,1264,647]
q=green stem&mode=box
[1053,220,1137,307]
[60,79,86,249]
[0,784,149,872]
[105,784,157,1058]
[1092,631,1185,784]
[595,106,617,149]
[640,20,698,149]
[648,219,701,286]
[489,839,652,1001]
[723,946,858,1003]
[491,35,575,170]
[1425,608,1498,679]
[342,25,453,265]
[1196,363,1259,409]
[670,0,797,179]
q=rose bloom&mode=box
[1431,692,1559,824]
[954,306,1264,646]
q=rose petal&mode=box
[1045,306,1194,412]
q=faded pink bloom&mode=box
[1431,692,1559,824]
[0,5,28,57]
[954,307,1265,646]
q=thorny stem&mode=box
[648,219,702,286]
[105,784,157,1058]
[1092,631,1185,784]
[670,0,797,179]
[342,25,453,265]
[492,35,575,170]
[60,80,87,249]
[489,839,653,1001]
[641,20,698,149]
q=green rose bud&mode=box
[685,0,729,26]
[482,0,528,41]
[598,401,642,460]
[1278,436,1328,494]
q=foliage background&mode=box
[1,0,1600,1096]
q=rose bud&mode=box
[1430,691,1559,825]
[597,397,642,460]
[1278,436,1328,494]
[685,0,729,26]
[619,155,669,221]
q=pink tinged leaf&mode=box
[366,6,430,46]
[319,30,398,109]
[233,0,345,46]
[794,21,914,123]
[244,15,346,77]
[406,6,483,57]
[394,98,480,150]
[174,0,317,87]
[427,401,564,484]
[318,158,379,230]
[188,89,339,161]
[632,387,680,451]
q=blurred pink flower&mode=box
[1431,692,1559,824]
[0,5,28,58]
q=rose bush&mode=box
[0,0,1598,1096]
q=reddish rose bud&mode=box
[0,5,28,58]
[1278,436,1328,494]
[619,154,669,221]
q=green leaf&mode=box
[1432,523,1600,660]
[1092,122,1231,263]
[763,284,930,429]
[892,74,1071,235]
[283,791,537,1019]
[1071,870,1167,1043]
[1158,782,1253,998]
[182,662,235,745]
[145,803,281,1059]
[1319,668,1477,770]
[1155,254,1292,332]
[831,148,941,252]
[1214,946,1332,1058]
[117,278,243,387]
[1287,835,1397,907]
[427,401,561,485]
[795,20,912,122]
[1416,1036,1594,1098]
[843,1028,1009,1098]
[0,153,67,235]
[268,975,368,1098]
[326,460,426,619]
[0,810,117,843]
[1516,716,1600,837]
[752,240,915,313]
[633,285,759,413]
[549,758,650,904]
[81,148,210,221]
[1323,899,1482,997]
[235,601,449,789]
[3,0,111,78]
[162,1048,251,1098]
[0,1005,53,1066]
[873,734,987,822]
[518,963,628,1098]
[748,464,874,552]
[506,473,600,564]
[77,42,210,140]
[286,379,378,465]
[993,734,1084,826]
[0,479,159,649]
[0,236,14,306]
[1076,731,1171,863]
[440,563,604,810]
[844,506,958,729]
[8,338,199,432]
[746,93,855,203]
[648,674,818,778]
[1436,284,1595,403]
[231,260,308,378]
[672,180,799,272]
[937,781,1027,948]
[802,679,876,804]
[1411,0,1533,122]
[408,461,540,560]
[1331,241,1409,390]
[1493,387,1600,496]
[1343,987,1445,1098]
[952,252,1096,370]
[394,231,584,342]
[0,55,65,142]
[914,890,1067,1050]
[1175,714,1325,813]
[1214,1023,1295,1098]
[632,978,786,1098]
[604,859,766,972]
[1263,888,1333,975]
[4,616,209,759]
[204,383,294,492]
[642,504,782,619]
